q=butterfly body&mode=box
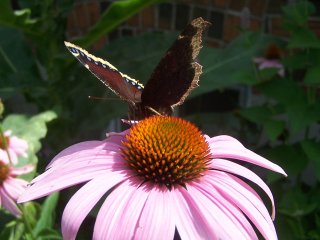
[65,17,210,119]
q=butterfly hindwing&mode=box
[64,41,143,103]
[141,17,211,114]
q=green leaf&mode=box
[75,0,161,47]
[258,68,279,79]
[192,32,278,97]
[282,1,315,27]
[34,193,59,237]
[255,77,318,133]
[286,103,320,133]
[239,106,272,124]
[282,50,313,70]
[288,28,320,49]
[264,119,285,141]
[258,79,305,105]
[279,188,317,217]
[304,65,320,84]
[0,0,37,33]
[0,28,43,99]
[21,202,39,229]
[36,228,62,240]
[300,140,320,181]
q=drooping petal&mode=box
[208,135,287,176]
[208,171,277,240]
[111,183,150,239]
[185,184,250,239]
[210,158,276,219]
[258,60,282,70]
[2,177,28,200]
[7,149,18,165]
[0,150,9,164]
[62,171,128,240]
[32,150,125,185]
[95,180,154,239]
[171,186,213,240]
[193,179,258,239]
[18,161,117,203]
[9,135,28,157]
[93,177,147,240]
[133,184,176,240]
[0,187,21,216]
[47,140,120,169]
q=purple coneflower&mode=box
[0,150,34,216]
[18,116,286,240]
[254,43,285,77]
[1,130,28,164]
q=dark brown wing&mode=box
[64,41,143,104]
[140,17,211,114]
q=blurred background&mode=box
[1,0,320,239]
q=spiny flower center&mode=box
[122,116,211,188]
[0,161,10,184]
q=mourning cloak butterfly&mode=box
[65,17,210,119]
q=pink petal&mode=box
[259,60,283,71]
[33,150,125,185]
[208,171,277,240]
[7,149,18,165]
[47,141,111,169]
[0,187,21,216]
[62,171,128,240]
[111,183,150,239]
[0,150,9,164]
[105,129,129,145]
[209,135,287,176]
[171,186,213,239]
[210,158,276,219]
[185,184,249,239]
[18,160,122,203]
[133,185,176,240]
[93,178,147,239]
[2,177,28,200]
[9,136,28,157]
[193,179,258,239]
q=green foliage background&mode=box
[1,0,320,239]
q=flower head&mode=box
[0,150,34,216]
[254,43,285,77]
[18,116,286,240]
[0,130,28,165]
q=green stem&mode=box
[19,204,36,240]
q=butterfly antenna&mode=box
[146,107,162,116]
[88,96,122,101]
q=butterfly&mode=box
[64,17,210,120]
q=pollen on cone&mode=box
[121,116,211,188]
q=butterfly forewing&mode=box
[141,17,211,114]
[64,17,211,119]
[64,41,143,103]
